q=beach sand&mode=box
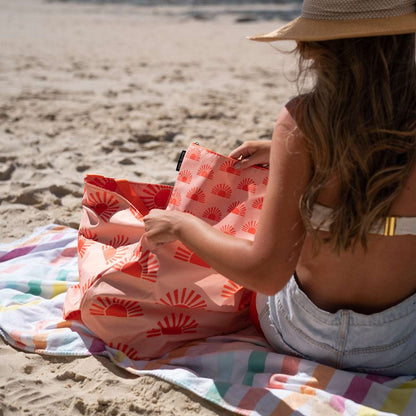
[0,0,299,413]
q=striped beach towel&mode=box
[0,224,415,415]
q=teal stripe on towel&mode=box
[205,381,232,403]
[57,270,70,281]
[28,280,42,296]
[243,351,267,386]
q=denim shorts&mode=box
[256,276,416,376]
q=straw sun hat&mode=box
[248,0,416,42]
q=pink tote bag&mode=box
[63,143,269,359]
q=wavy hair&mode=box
[293,34,416,251]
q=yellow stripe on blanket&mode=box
[0,299,41,312]
[52,282,69,297]
[381,379,416,414]
[357,406,379,416]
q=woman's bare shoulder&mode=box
[274,97,304,134]
[272,100,307,155]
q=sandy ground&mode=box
[0,0,299,414]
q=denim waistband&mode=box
[278,275,416,326]
[258,276,416,374]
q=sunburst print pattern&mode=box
[101,244,116,263]
[129,206,144,221]
[115,249,159,282]
[221,280,243,298]
[219,224,236,236]
[78,235,95,258]
[89,296,143,317]
[108,342,141,360]
[169,189,182,207]
[84,191,120,221]
[186,187,206,203]
[146,313,198,337]
[211,183,232,199]
[141,184,172,210]
[108,234,130,248]
[80,274,101,295]
[178,169,193,184]
[158,288,207,309]
[197,164,214,179]
[242,220,258,234]
[78,228,98,241]
[227,201,247,217]
[101,245,129,265]
[174,245,210,268]
[237,178,257,194]
[202,207,222,222]
[86,176,117,192]
[252,197,263,210]
[185,147,201,161]
[219,160,241,176]
[263,176,269,186]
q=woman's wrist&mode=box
[172,211,195,240]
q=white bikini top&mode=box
[311,204,416,236]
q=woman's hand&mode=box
[229,140,271,169]
[143,210,189,251]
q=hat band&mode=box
[302,0,416,20]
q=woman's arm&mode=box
[143,107,311,295]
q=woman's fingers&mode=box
[142,234,156,251]
[229,140,271,168]
[142,209,181,250]
[143,234,166,251]
[228,143,255,159]
[234,156,253,169]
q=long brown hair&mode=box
[294,34,416,251]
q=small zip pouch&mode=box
[63,143,269,359]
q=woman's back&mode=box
[296,164,416,314]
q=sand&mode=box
[0,0,299,414]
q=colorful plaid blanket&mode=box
[1,224,415,415]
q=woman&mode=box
[143,0,416,376]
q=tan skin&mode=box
[298,164,416,314]
[143,107,416,315]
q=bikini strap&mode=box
[310,204,416,236]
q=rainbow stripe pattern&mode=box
[1,225,415,415]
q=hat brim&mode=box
[248,13,416,42]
